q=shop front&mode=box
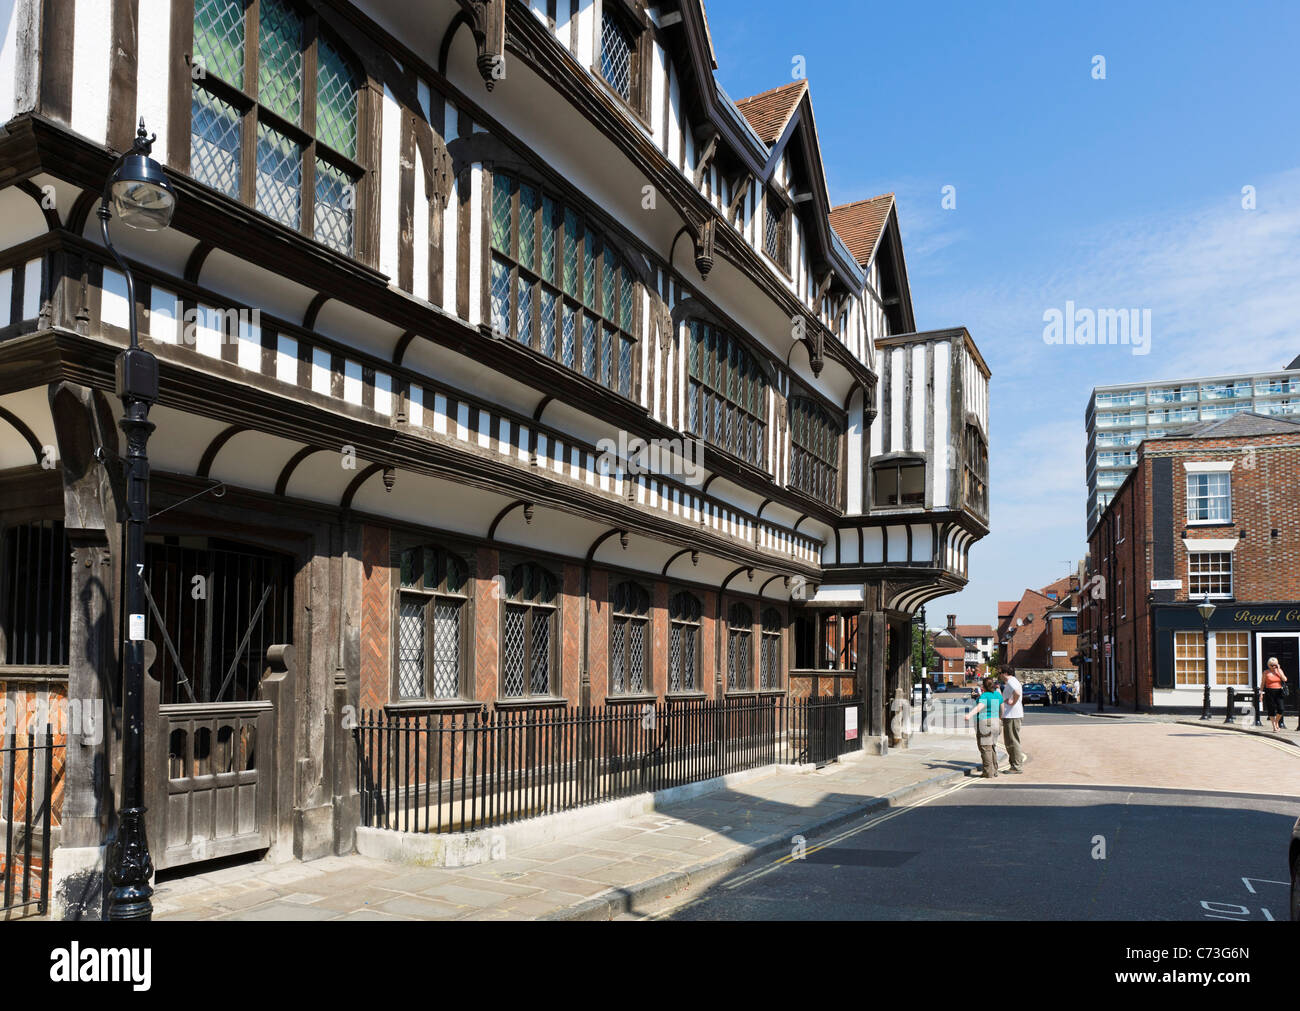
[1153,602,1300,712]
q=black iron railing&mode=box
[1,723,61,917]
[355,695,863,834]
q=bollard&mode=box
[1223,686,1235,724]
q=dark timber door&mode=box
[141,539,294,869]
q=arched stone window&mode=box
[396,545,470,700]
[502,562,559,699]
[668,591,701,693]
[610,581,650,695]
[727,602,754,691]
[190,0,364,254]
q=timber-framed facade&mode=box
[0,0,990,918]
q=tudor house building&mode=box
[0,0,989,917]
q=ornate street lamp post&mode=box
[1197,596,1216,722]
[102,120,177,922]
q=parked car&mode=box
[1291,816,1299,921]
[1022,682,1050,705]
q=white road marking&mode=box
[719,778,975,892]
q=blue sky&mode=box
[705,0,1300,629]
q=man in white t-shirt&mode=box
[997,669,1026,773]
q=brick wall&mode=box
[359,525,390,713]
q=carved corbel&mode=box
[692,217,716,279]
[725,174,751,222]
[655,297,675,353]
[457,0,508,91]
[805,322,826,378]
[429,132,455,209]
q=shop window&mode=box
[501,562,559,699]
[1215,631,1250,686]
[873,458,925,507]
[668,591,701,693]
[610,581,650,695]
[191,0,363,255]
[396,545,469,700]
[1186,472,1231,523]
[726,602,753,691]
[1174,631,1205,686]
[1188,551,1232,599]
[491,173,637,398]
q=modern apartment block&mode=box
[1086,357,1300,533]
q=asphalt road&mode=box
[663,716,1299,921]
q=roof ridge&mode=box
[733,79,808,105]
[830,193,894,213]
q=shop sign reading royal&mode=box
[1155,603,1300,631]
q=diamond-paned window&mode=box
[600,10,634,102]
[760,609,783,690]
[395,545,469,701]
[669,592,700,693]
[490,173,637,395]
[790,396,842,505]
[191,1,362,254]
[727,603,753,692]
[317,35,359,159]
[501,562,558,699]
[255,123,302,228]
[258,0,303,123]
[194,0,245,87]
[191,86,242,198]
[764,189,790,270]
[688,321,768,468]
[314,158,355,254]
[610,582,650,696]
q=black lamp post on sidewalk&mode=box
[102,120,177,922]
[1197,596,1216,722]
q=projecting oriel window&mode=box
[491,173,637,398]
[190,0,363,255]
[789,396,842,504]
[687,320,769,469]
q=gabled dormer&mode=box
[829,194,917,338]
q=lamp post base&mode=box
[106,806,154,922]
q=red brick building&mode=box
[998,580,1080,674]
[1080,413,1300,710]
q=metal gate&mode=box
[804,696,858,767]
[142,539,293,870]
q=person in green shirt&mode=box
[963,676,1003,778]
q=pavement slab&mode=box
[141,732,990,921]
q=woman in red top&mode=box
[1262,657,1289,731]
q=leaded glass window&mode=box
[727,602,753,692]
[790,396,842,505]
[489,171,638,396]
[502,562,559,699]
[687,320,768,469]
[668,592,700,693]
[760,609,783,690]
[765,189,791,271]
[396,545,469,700]
[190,0,363,255]
[610,582,650,696]
[600,10,634,102]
